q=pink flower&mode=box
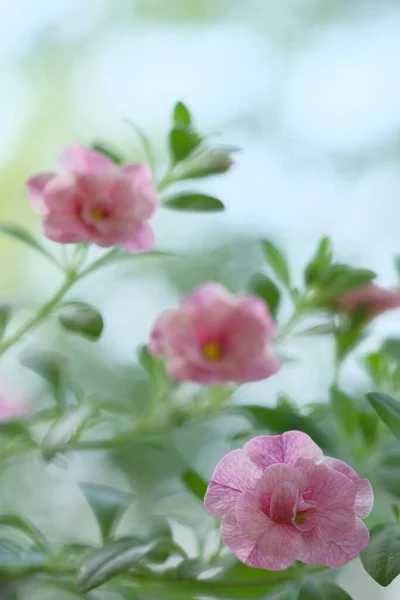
[204,431,373,570]
[25,144,158,252]
[337,284,400,321]
[148,282,280,384]
[0,385,29,421]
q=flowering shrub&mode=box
[0,102,400,599]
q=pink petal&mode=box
[221,516,299,571]
[122,163,158,220]
[204,449,262,519]
[254,464,308,517]
[300,520,370,568]
[235,490,271,537]
[270,482,299,523]
[148,312,173,356]
[58,144,114,174]
[182,282,232,309]
[244,431,322,470]
[120,221,155,253]
[220,516,257,564]
[323,457,373,519]
[226,348,280,383]
[225,296,277,351]
[25,172,55,214]
[296,459,356,542]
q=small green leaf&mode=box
[249,274,281,319]
[182,469,208,500]
[298,580,352,600]
[42,405,92,459]
[79,483,133,543]
[163,193,224,212]
[169,128,202,164]
[392,504,400,524]
[176,147,235,180]
[379,452,400,499]
[261,240,290,289]
[364,351,386,386]
[76,537,156,592]
[58,302,104,341]
[304,236,333,287]
[21,350,65,409]
[0,515,49,553]
[296,323,336,337]
[91,141,123,165]
[361,524,400,586]
[0,223,60,268]
[330,386,358,436]
[173,101,192,128]
[176,558,204,580]
[367,392,400,440]
[234,405,332,452]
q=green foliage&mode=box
[163,192,225,212]
[173,101,192,128]
[379,452,400,499]
[304,236,333,286]
[261,240,291,289]
[41,405,92,459]
[233,405,332,452]
[297,580,352,599]
[21,349,66,409]
[330,386,358,436]
[361,524,400,586]
[367,392,400,441]
[249,274,281,319]
[0,223,60,267]
[76,537,157,592]
[91,141,124,164]
[58,302,104,341]
[79,483,133,543]
[182,469,208,500]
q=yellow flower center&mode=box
[202,341,222,361]
[90,207,104,220]
[294,513,305,524]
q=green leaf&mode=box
[249,274,281,319]
[21,350,65,409]
[298,580,352,600]
[330,387,358,436]
[169,128,202,164]
[296,323,336,337]
[320,264,376,298]
[383,338,400,361]
[361,524,400,586]
[58,302,104,341]
[173,101,192,128]
[42,405,92,459]
[0,223,60,268]
[364,351,386,386]
[76,537,156,592]
[0,515,49,553]
[233,405,332,452]
[176,558,204,580]
[392,504,400,524]
[379,452,400,499]
[357,406,379,448]
[79,483,133,543]
[367,392,400,440]
[182,469,208,500]
[176,146,235,180]
[261,240,290,289]
[304,236,333,287]
[163,192,224,212]
[91,141,123,165]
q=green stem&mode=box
[0,273,77,357]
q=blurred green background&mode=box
[1,1,400,599]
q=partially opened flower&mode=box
[26,144,158,252]
[204,431,373,570]
[337,284,400,321]
[148,282,280,384]
[0,384,29,421]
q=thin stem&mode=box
[0,274,77,357]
